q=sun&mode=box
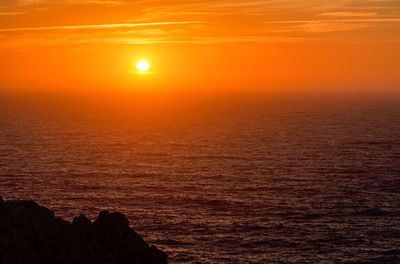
[136,59,150,73]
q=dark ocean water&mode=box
[0,94,400,263]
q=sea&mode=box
[0,92,399,263]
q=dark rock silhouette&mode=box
[0,197,167,264]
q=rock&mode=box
[0,198,168,264]
[92,210,167,264]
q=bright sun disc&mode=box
[136,59,150,72]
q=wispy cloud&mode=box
[1,0,400,48]
[266,16,400,33]
[1,0,126,6]
[318,12,379,18]
[0,20,205,49]
[0,21,201,32]
[0,11,26,15]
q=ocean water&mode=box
[0,94,400,263]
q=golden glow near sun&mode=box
[136,59,150,73]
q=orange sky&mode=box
[1,0,400,95]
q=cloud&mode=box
[266,16,400,33]
[1,0,400,48]
[318,12,379,18]
[0,20,205,49]
[107,35,313,45]
[0,11,26,15]
[0,0,126,6]
[0,21,202,32]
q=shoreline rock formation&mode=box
[0,197,167,264]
